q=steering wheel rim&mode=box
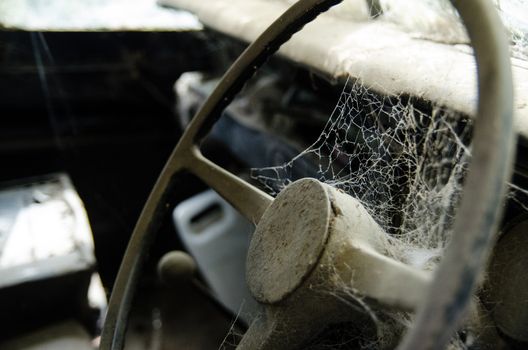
[100,1,515,349]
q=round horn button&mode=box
[246,178,331,304]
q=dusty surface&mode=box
[162,0,528,138]
[246,178,330,304]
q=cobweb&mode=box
[247,77,513,348]
[251,78,472,271]
[244,2,528,348]
[247,77,528,348]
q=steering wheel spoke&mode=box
[185,147,273,224]
[333,243,430,312]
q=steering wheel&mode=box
[100,0,515,349]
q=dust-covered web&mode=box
[240,1,528,348]
[251,78,472,271]
[246,78,484,348]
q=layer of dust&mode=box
[235,1,528,348]
[253,79,470,271]
[250,79,477,348]
[280,0,528,59]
